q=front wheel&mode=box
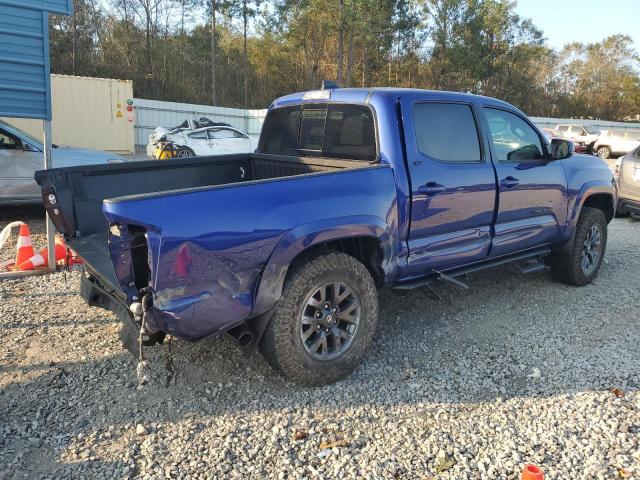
[552,207,608,286]
[596,146,611,159]
[260,251,378,385]
[175,147,195,158]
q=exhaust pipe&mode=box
[226,324,254,348]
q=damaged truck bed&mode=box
[36,152,396,354]
[36,87,616,386]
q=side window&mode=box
[208,128,240,140]
[484,108,544,162]
[188,130,208,140]
[0,129,21,150]
[413,103,481,162]
[557,125,569,132]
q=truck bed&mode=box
[35,154,367,294]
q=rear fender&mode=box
[252,215,397,316]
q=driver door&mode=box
[482,107,568,257]
[0,127,41,202]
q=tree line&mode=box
[49,0,640,120]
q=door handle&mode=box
[418,182,445,196]
[500,176,519,188]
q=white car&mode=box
[553,124,600,153]
[146,118,253,158]
[593,128,640,159]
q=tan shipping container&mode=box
[1,74,135,154]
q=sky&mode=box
[514,0,640,51]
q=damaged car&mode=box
[146,117,253,158]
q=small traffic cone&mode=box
[521,464,544,480]
[15,224,35,268]
[19,242,67,271]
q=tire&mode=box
[596,146,611,159]
[260,251,378,385]
[175,147,195,158]
[615,206,630,218]
[552,207,607,286]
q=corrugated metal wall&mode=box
[0,5,50,119]
[15,0,73,15]
[1,74,135,153]
[134,99,266,147]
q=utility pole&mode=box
[211,0,217,105]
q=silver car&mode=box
[615,145,640,217]
[0,120,125,205]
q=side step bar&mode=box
[392,248,551,292]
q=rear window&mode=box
[258,103,376,161]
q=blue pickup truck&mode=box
[36,87,617,385]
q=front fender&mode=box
[252,215,397,316]
[569,181,616,226]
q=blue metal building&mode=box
[0,0,73,120]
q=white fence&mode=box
[134,98,266,147]
[530,116,640,131]
[133,98,640,148]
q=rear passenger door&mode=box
[401,100,497,275]
[481,107,567,257]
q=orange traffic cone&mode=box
[15,224,35,268]
[521,464,544,480]
[19,242,67,271]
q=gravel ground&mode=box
[0,208,639,480]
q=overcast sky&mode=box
[515,0,640,51]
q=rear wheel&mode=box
[175,147,195,158]
[260,251,378,385]
[596,146,611,159]
[552,207,607,286]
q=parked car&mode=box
[145,118,252,158]
[36,87,616,386]
[541,127,579,148]
[615,145,640,217]
[554,124,600,153]
[593,128,640,159]
[0,120,124,205]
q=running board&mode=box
[392,248,551,292]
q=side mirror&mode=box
[580,131,587,136]
[21,143,33,152]
[550,138,574,160]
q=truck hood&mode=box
[51,147,125,168]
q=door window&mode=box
[413,103,481,162]
[484,109,544,162]
[557,125,569,132]
[187,130,208,140]
[0,129,21,149]
[208,128,244,140]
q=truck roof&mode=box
[270,87,518,112]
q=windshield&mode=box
[0,119,43,147]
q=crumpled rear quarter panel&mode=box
[102,165,397,340]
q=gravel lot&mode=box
[1,208,639,480]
